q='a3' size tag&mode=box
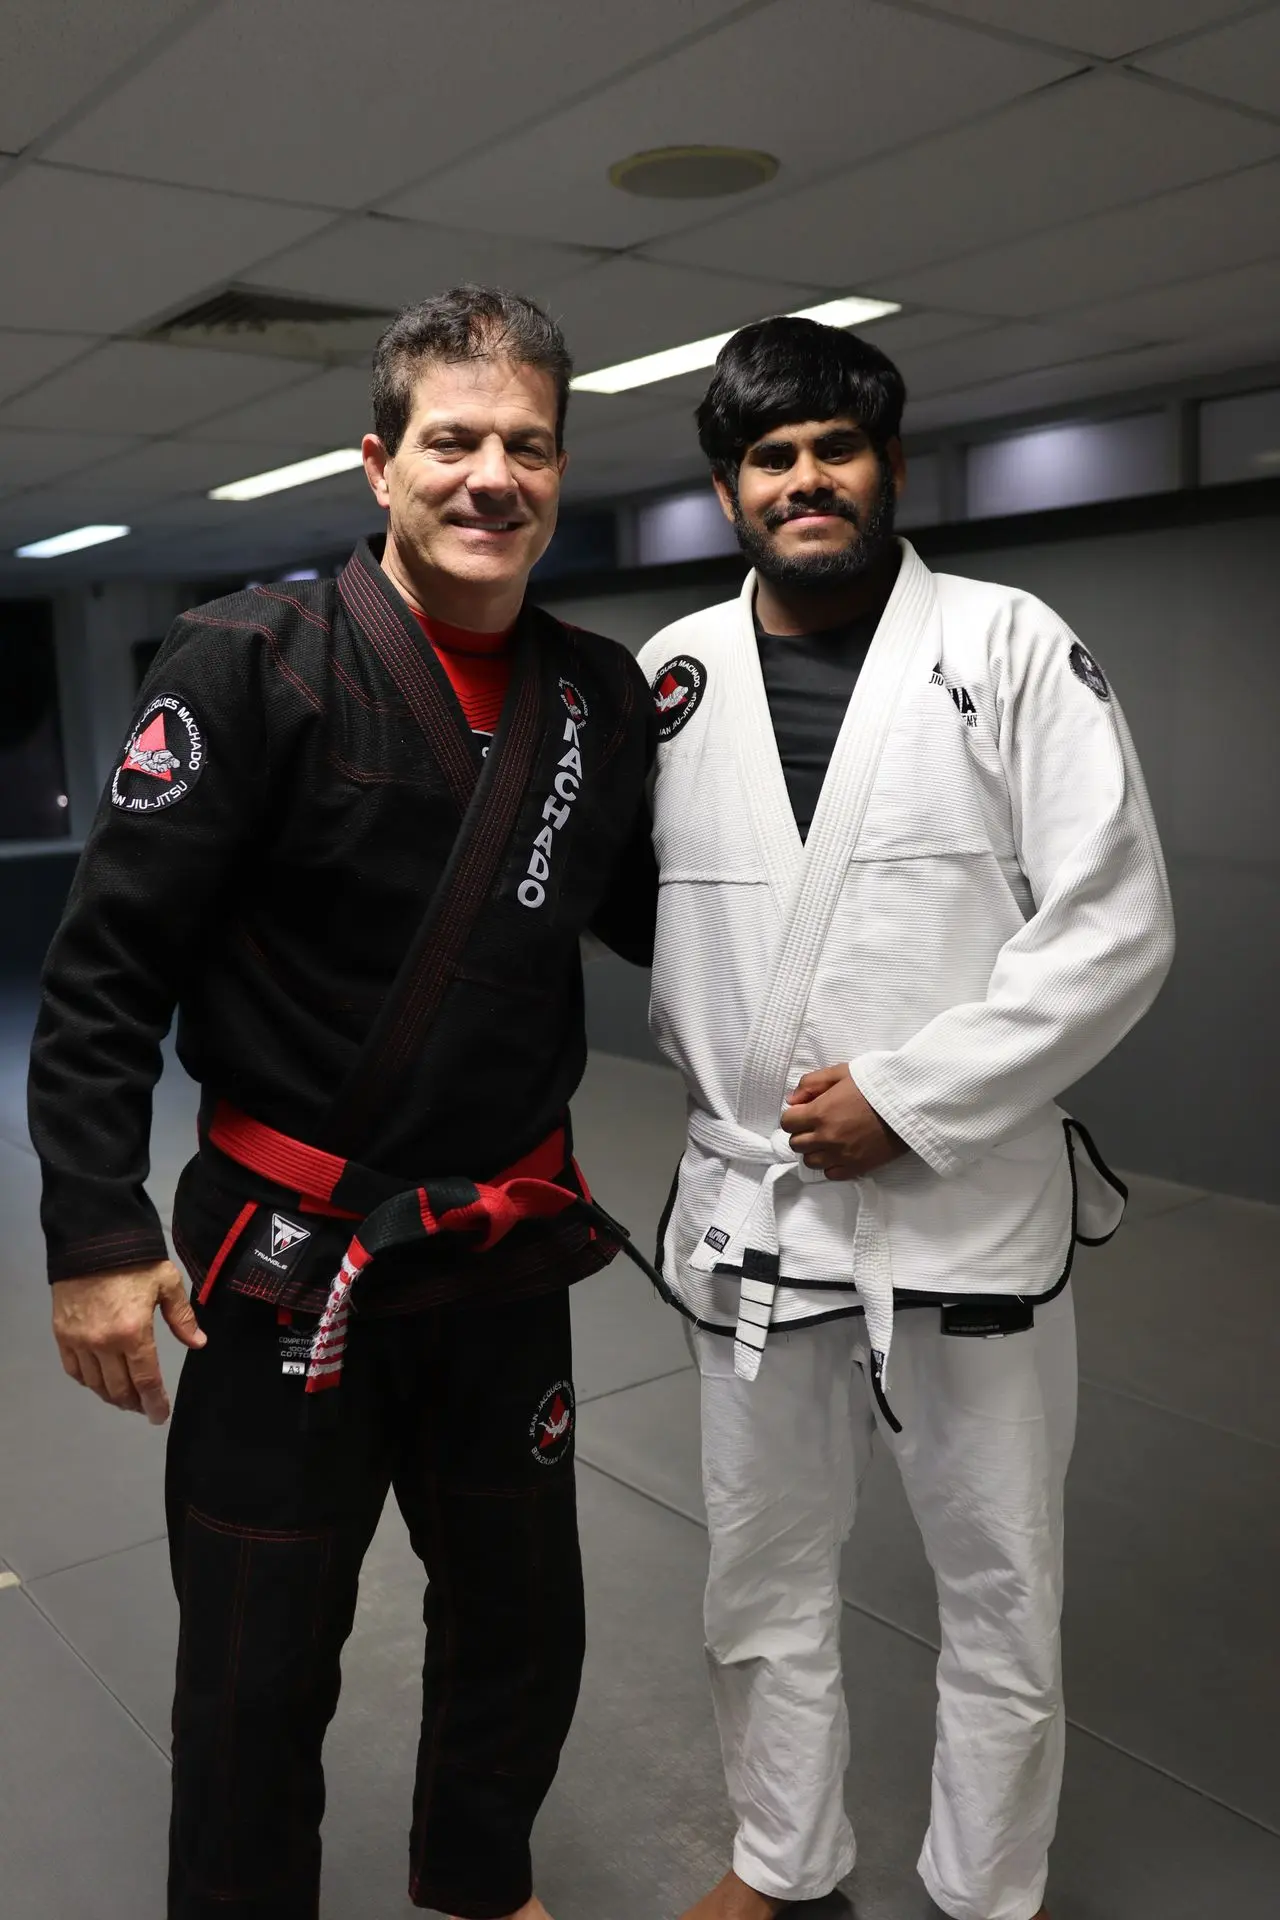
[941,1297,1034,1339]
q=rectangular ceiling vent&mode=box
[143,287,394,364]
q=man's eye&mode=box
[511,443,550,465]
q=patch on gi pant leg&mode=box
[651,656,706,740]
[111,693,205,813]
[529,1379,575,1466]
[1068,642,1110,702]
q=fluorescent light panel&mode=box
[16,523,130,559]
[209,447,364,501]
[570,295,901,395]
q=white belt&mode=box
[686,1111,899,1426]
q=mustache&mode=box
[762,493,862,532]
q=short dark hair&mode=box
[696,316,906,487]
[371,286,573,454]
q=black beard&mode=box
[731,460,897,589]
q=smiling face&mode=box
[715,415,904,588]
[363,354,567,623]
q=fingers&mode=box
[784,1065,845,1105]
[159,1272,207,1351]
[126,1335,171,1427]
[98,1348,144,1415]
[75,1348,109,1404]
[56,1340,85,1386]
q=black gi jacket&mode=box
[29,541,657,1306]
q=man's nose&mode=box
[468,435,518,498]
[785,450,826,496]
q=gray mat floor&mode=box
[1,996,1277,1918]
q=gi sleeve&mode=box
[849,610,1175,1177]
[28,616,271,1281]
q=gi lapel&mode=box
[689,541,939,1400]
[737,539,938,1128]
[324,545,545,1153]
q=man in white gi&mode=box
[637,318,1174,1920]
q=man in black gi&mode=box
[29,286,657,1920]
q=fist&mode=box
[780,1063,908,1180]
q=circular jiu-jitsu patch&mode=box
[111,693,205,813]
[651,655,706,740]
[529,1379,575,1466]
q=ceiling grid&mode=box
[0,0,1275,581]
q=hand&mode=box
[780,1063,909,1180]
[52,1260,206,1426]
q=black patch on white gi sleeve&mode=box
[651,655,707,740]
[110,692,206,813]
[1068,642,1110,702]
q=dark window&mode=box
[0,601,69,842]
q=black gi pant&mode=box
[165,1278,584,1920]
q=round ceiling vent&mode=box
[608,145,780,200]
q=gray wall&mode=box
[545,506,1280,1204]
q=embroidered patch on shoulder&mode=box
[651,655,706,740]
[559,677,589,726]
[111,693,205,813]
[530,1380,575,1466]
[1069,641,1110,702]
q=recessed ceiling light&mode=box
[570,295,902,395]
[609,145,780,199]
[209,447,365,501]
[16,523,131,559]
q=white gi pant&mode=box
[690,1285,1076,1920]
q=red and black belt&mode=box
[200,1102,657,1394]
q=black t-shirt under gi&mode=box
[754,607,881,839]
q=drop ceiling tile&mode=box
[1138,10,1280,118]
[856,309,997,355]
[0,0,181,152]
[0,166,330,333]
[193,366,372,447]
[919,2,1254,59]
[899,321,1150,400]
[1061,258,1280,345]
[69,438,325,507]
[46,0,746,208]
[0,340,315,436]
[562,451,707,504]
[545,258,824,374]
[0,427,139,496]
[386,0,1077,250]
[567,404,713,476]
[249,215,593,314]
[884,161,1280,320]
[649,69,1280,286]
[0,332,97,406]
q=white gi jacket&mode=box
[637,540,1174,1396]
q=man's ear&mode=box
[557,448,569,479]
[711,471,737,524]
[362,434,392,509]
[886,435,907,502]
